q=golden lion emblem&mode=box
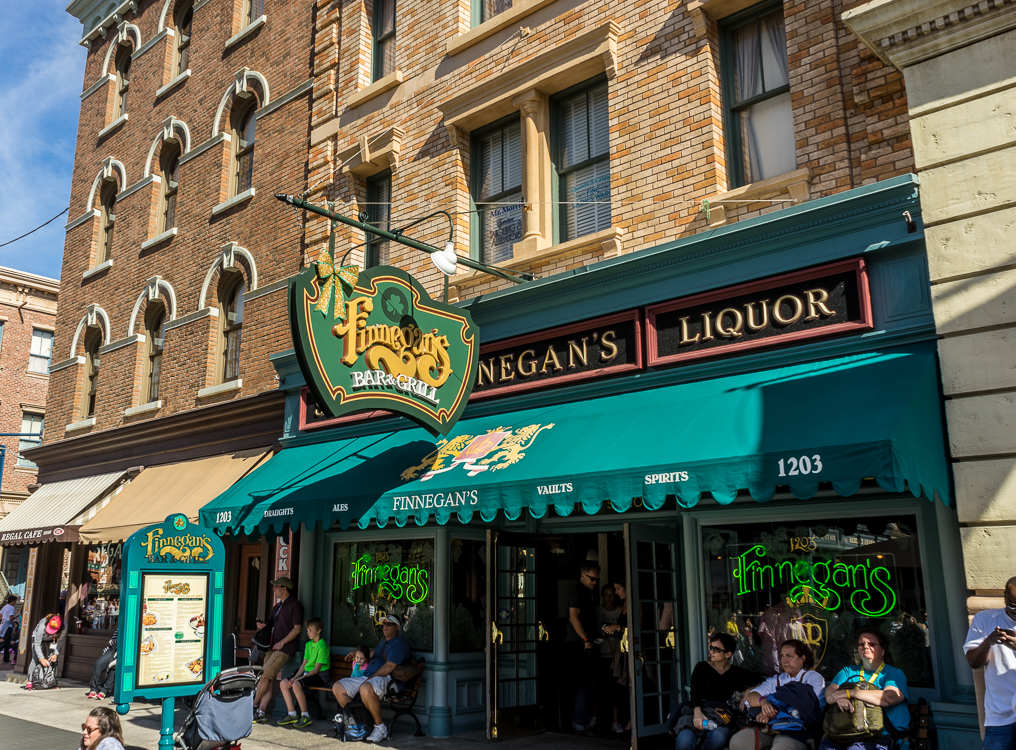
[400,424,554,481]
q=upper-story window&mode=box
[98,181,118,264]
[372,0,396,82]
[555,80,611,242]
[245,0,264,26]
[479,0,513,24]
[365,171,392,268]
[473,117,522,264]
[28,329,53,374]
[720,1,794,187]
[114,44,132,119]
[0,321,4,354]
[160,144,181,233]
[17,412,43,469]
[81,328,102,419]
[175,2,193,76]
[232,100,257,196]
[220,275,245,382]
[144,305,166,404]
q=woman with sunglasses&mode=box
[79,706,125,750]
[674,633,763,750]
[821,629,909,750]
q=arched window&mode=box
[114,45,132,118]
[81,328,102,419]
[232,99,257,196]
[159,144,181,233]
[175,2,193,76]
[144,305,166,404]
[98,181,117,264]
[220,275,245,382]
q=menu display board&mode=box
[137,573,208,688]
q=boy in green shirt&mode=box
[278,617,331,728]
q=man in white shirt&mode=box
[1,595,17,663]
[965,576,1016,750]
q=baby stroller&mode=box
[176,667,258,750]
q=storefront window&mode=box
[701,514,932,687]
[80,542,122,631]
[332,539,434,652]
[451,538,486,652]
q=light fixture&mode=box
[431,242,458,276]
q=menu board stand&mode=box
[114,514,225,750]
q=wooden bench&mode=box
[307,655,426,738]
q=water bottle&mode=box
[704,720,718,731]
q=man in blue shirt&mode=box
[332,614,411,743]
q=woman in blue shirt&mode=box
[822,629,909,750]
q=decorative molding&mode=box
[337,127,405,177]
[127,276,178,336]
[212,187,256,216]
[102,20,143,74]
[72,0,138,48]
[118,174,159,201]
[702,168,813,228]
[198,379,242,399]
[144,116,192,176]
[100,334,144,355]
[156,69,191,98]
[65,417,97,433]
[48,356,86,374]
[179,132,229,165]
[124,400,162,417]
[199,242,260,308]
[345,69,404,111]
[82,259,114,281]
[244,276,290,302]
[86,157,128,210]
[446,0,557,56]
[134,27,172,59]
[440,20,619,133]
[164,306,218,332]
[69,304,112,356]
[81,74,115,101]
[66,209,101,232]
[224,15,267,50]
[212,68,271,135]
[140,227,178,251]
[255,78,313,120]
[98,113,129,139]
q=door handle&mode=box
[491,621,504,645]
[620,628,629,653]
[538,621,550,641]
[665,629,675,649]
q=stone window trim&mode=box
[80,20,142,101]
[84,157,128,216]
[197,379,242,400]
[448,0,559,57]
[78,0,138,49]
[83,259,114,281]
[98,114,129,139]
[157,68,191,98]
[336,127,405,178]
[127,276,178,338]
[211,68,272,137]
[124,400,163,418]
[198,242,260,311]
[225,13,267,51]
[65,417,97,433]
[345,69,404,112]
[68,304,112,360]
[701,167,812,227]
[158,0,213,32]
[687,0,770,36]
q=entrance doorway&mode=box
[485,523,681,747]
[236,543,268,649]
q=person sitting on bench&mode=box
[331,614,411,744]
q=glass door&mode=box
[625,523,682,748]
[486,530,543,739]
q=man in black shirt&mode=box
[566,562,601,732]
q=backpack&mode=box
[823,668,891,743]
[765,697,808,734]
[338,700,374,741]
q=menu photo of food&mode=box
[137,574,208,688]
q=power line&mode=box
[0,207,69,249]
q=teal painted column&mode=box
[429,526,452,736]
[159,696,175,749]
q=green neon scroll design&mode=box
[351,554,430,604]
[733,545,897,617]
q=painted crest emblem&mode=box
[172,515,187,530]
[791,610,829,668]
[400,424,555,481]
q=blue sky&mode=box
[0,2,85,280]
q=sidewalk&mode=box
[0,676,629,750]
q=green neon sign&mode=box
[732,544,896,617]
[351,554,430,604]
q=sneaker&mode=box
[252,711,268,724]
[296,716,313,728]
[572,722,587,732]
[366,724,389,743]
[589,717,598,729]
[96,693,106,700]
[277,715,298,726]
[612,722,624,734]
[87,692,97,699]
[23,683,32,691]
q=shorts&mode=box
[336,674,392,698]
[261,650,290,681]
[293,673,331,690]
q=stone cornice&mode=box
[843,0,1016,70]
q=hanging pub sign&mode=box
[114,514,225,717]
[290,261,479,436]
[647,258,873,366]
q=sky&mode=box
[0,2,86,280]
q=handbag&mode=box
[823,665,887,743]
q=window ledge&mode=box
[65,417,96,433]
[703,168,813,227]
[212,188,255,216]
[346,69,404,111]
[156,69,191,98]
[13,466,38,474]
[225,15,267,50]
[83,259,114,280]
[98,113,128,139]
[124,400,162,418]
[198,379,242,399]
[141,227,178,250]
[446,0,559,57]
[26,371,50,380]
[451,226,625,289]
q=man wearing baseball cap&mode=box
[332,613,411,742]
[252,577,304,722]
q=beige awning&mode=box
[0,471,129,546]
[78,449,270,543]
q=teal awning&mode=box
[199,343,951,534]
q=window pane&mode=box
[740,91,795,183]
[482,0,513,22]
[759,10,789,91]
[701,514,933,687]
[0,322,4,353]
[560,93,590,170]
[17,413,42,468]
[378,0,395,37]
[589,83,610,160]
[29,330,53,374]
[563,160,611,239]
[80,543,122,631]
[366,174,392,267]
[451,538,487,652]
[481,193,524,264]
